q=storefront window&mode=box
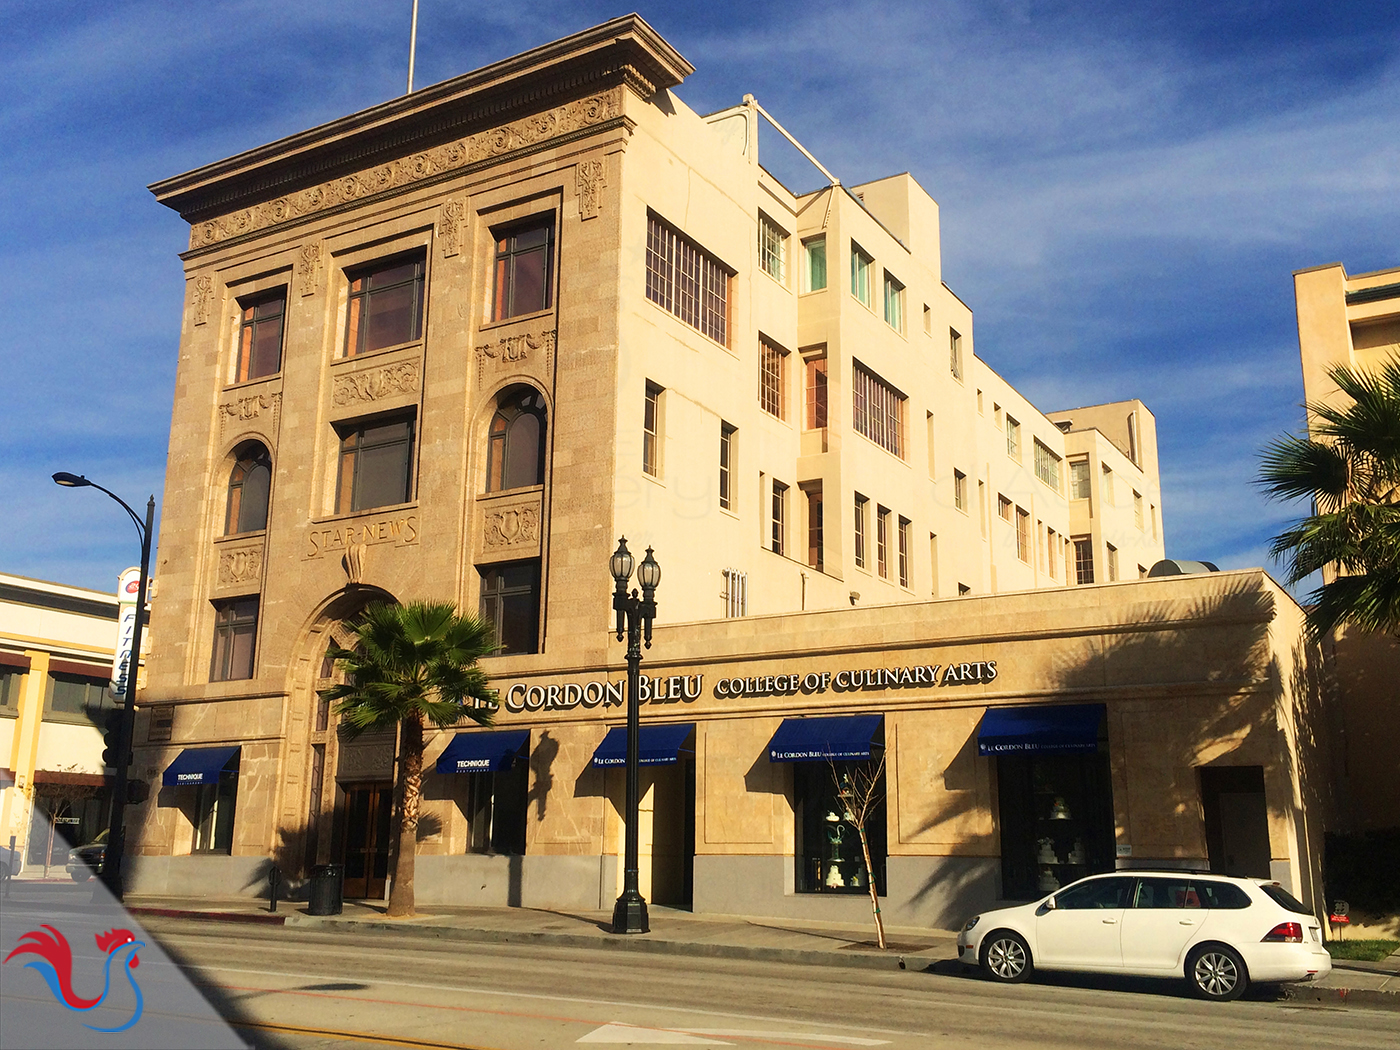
[996,752,1115,899]
[794,761,887,895]
[465,761,529,855]
[192,767,239,853]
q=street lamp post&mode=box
[609,537,659,935]
[53,472,154,902]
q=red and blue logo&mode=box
[4,925,145,1032]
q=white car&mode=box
[956,871,1331,1000]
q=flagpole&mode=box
[407,0,420,93]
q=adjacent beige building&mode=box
[122,16,1330,924]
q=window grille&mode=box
[759,216,786,283]
[646,213,729,344]
[643,382,662,476]
[722,568,748,618]
[854,493,868,568]
[898,517,911,588]
[719,422,735,510]
[852,362,906,458]
[1034,439,1061,490]
[876,507,890,578]
[1070,458,1091,499]
[1006,416,1021,460]
[1074,537,1095,584]
[759,339,787,418]
[771,481,788,556]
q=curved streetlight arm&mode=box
[53,473,148,546]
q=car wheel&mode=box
[1187,945,1247,1001]
[980,931,1032,983]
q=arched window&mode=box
[226,443,272,534]
[485,387,547,492]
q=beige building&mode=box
[1292,261,1400,834]
[122,16,1329,924]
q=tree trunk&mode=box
[857,826,886,949]
[386,713,423,918]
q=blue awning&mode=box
[163,746,240,786]
[977,704,1105,756]
[591,723,695,768]
[767,714,883,762]
[436,729,530,774]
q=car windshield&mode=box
[1259,883,1313,915]
[87,829,109,846]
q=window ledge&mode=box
[311,502,419,527]
[480,308,554,334]
[222,375,283,395]
[214,530,267,545]
[335,340,423,366]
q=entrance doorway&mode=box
[613,759,695,909]
[1200,765,1270,878]
[342,782,393,899]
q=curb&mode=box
[129,906,287,926]
[1281,983,1400,1010]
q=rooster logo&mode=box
[4,925,145,1032]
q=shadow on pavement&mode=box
[922,955,1286,1003]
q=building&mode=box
[1292,261,1400,834]
[124,16,1329,924]
[1,573,133,874]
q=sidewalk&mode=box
[119,892,1400,1008]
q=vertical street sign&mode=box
[110,567,142,700]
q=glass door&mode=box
[342,782,393,899]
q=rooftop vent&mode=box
[1147,559,1220,577]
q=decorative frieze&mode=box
[576,159,606,220]
[484,504,541,548]
[332,362,421,406]
[190,275,215,325]
[297,241,324,296]
[438,199,467,258]
[476,329,556,384]
[217,545,264,587]
[307,514,419,559]
[219,393,281,438]
[189,90,623,250]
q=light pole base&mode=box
[611,890,650,934]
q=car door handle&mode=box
[1179,920,1198,925]
[1102,918,1117,924]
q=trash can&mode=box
[307,863,343,915]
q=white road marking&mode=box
[685,1033,888,1046]
[578,1023,732,1045]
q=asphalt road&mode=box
[134,918,1399,1050]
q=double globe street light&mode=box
[609,537,660,935]
[53,472,155,902]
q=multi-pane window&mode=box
[1034,440,1061,490]
[852,363,906,458]
[805,354,828,429]
[806,488,824,572]
[1070,458,1091,499]
[1134,490,1145,530]
[802,236,827,292]
[1073,537,1095,584]
[1107,543,1119,582]
[345,255,425,356]
[492,219,554,321]
[771,481,788,556]
[226,443,272,534]
[46,673,111,722]
[1005,415,1021,460]
[998,494,1013,522]
[953,470,967,512]
[850,243,873,306]
[486,387,547,492]
[646,212,729,344]
[876,506,890,578]
[337,417,414,513]
[722,567,748,617]
[897,517,910,588]
[1015,507,1030,562]
[1102,463,1115,505]
[211,597,258,682]
[0,669,20,709]
[643,382,662,477]
[854,493,868,568]
[479,560,540,655]
[236,290,286,383]
[883,272,904,332]
[759,338,788,419]
[949,328,963,380]
[719,422,736,510]
[758,215,787,283]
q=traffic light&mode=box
[101,709,130,768]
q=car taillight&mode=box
[1263,922,1303,943]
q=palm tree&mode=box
[1259,355,1400,637]
[320,601,499,917]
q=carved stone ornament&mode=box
[297,241,324,297]
[333,362,421,406]
[343,542,367,584]
[219,393,281,438]
[438,199,467,258]
[217,545,264,586]
[476,329,556,384]
[189,90,623,250]
[576,159,606,220]
[484,505,541,548]
[191,275,215,326]
[337,741,395,780]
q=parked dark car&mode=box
[65,830,107,881]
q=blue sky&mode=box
[2,1,1397,595]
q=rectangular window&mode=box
[45,672,112,724]
[466,760,528,855]
[925,413,935,477]
[850,243,873,306]
[897,517,911,588]
[479,560,540,655]
[802,236,827,292]
[852,362,906,457]
[1073,537,1094,585]
[1107,543,1119,582]
[929,533,939,596]
[492,218,554,321]
[643,382,663,477]
[0,668,19,708]
[953,470,967,512]
[978,480,987,534]
[998,494,1013,522]
[211,597,258,682]
[1015,507,1030,562]
[923,304,932,335]
[719,422,735,510]
[236,290,286,383]
[1102,463,1115,505]
[759,338,788,419]
[337,416,414,514]
[771,481,788,556]
[1151,504,1159,539]
[876,506,890,579]
[758,214,787,283]
[1046,527,1058,578]
[1034,440,1061,491]
[1070,458,1091,499]
[1006,415,1021,461]
[794,760,886,895]
[646,212,730,344]
[345,254,425,357]
[1127,411,1139,465]
[305,742,325,868]
[1134,490,1144,530]
[854,493,868,569]
[804,354,828,429]
[806,487,824,572]
[949,328,963,380]
[192,764,238,853]
[883,271,905,332]
[722,567,748,617]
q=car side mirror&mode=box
[1043,895,1057,911]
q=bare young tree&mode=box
[828,752,887,949]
